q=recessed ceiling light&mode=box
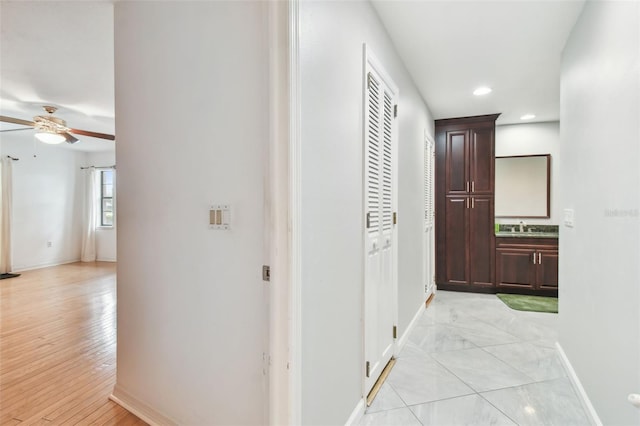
[473,87,492,96]
[520,114,536,120]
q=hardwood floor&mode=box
[0,262,146,425]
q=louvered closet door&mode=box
[424,136,435,296]
[364,62,397,395]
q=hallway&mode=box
[359,291,591,425]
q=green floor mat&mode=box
[496,293,558,313]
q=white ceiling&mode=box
[0,1,115,152]
[372,0,585,124]
[0,0,585,152]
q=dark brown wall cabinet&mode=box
[495,237,558,297]
[436,114,500,293]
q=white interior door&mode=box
[424,134,435,297]
[364,48,398,394]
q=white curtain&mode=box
[80,168,97,262]
[0,157,13,274]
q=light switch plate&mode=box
[209,204,231,230]
[563,208,574,228]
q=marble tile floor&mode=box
[358,290,592,426]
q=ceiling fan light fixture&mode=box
[473,86,492,96]
[1,105,116,143]
[35,131,66,144]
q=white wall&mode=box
[85,151,116,262]
[113,2,269,425]
[300,1,433,423]
[1,133,85,271]
[559,2,640,425]
[495,122,560,225]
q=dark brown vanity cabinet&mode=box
[436,114,500,292]
[442,195,494,288]
[537,250,559,290]
[495,237,558,296]
[444,127,495,195]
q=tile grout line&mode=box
[477,391,521,425]
[384,381,410,409]
[426,350,482,396]
[425,327,557,397]
[479,342,569,383]
[370,381,426,426]
[474,345,538,385]
[407,405,425,426]
[426,302,529,342]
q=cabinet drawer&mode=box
[495,236,558,250]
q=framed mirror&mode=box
[495,154,550,218]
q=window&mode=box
[100,170,114,227]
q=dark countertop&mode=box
[495,231,559,239]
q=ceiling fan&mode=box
[0,106,115,144]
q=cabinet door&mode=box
[469,127,494,195]
[537,250,559,289]
[444,196,469,284]
[469,196,495,287]
[445,130,469,194]
[496,248,536,290]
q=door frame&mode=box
[267,0,301,424]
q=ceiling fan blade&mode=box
[0,127,32,133]
[68,128,115,141]
[63,133,79,144]
[0,115,36,127]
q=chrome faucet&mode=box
[519,220,526,232]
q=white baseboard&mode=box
[396,299,427,352]
[556,342,603,426]
[12,258,80,273]
[110,385,178,426]
[344,397,365,426]
[96,257,117,262]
